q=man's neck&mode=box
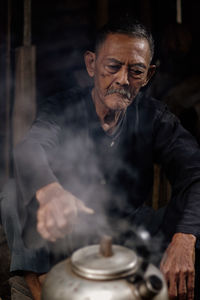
[91,89,125,134]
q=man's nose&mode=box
[116,68,129,86]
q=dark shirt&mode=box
[14,87,200,247]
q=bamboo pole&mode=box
[5,0,11,178]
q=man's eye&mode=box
[129,69,146,78]
[108,65,120,71]
[130,69,143,75]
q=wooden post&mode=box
[12,0,36,147]
[176,0,182,24]
[5,0,11,178]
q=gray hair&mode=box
[95,17,155,61]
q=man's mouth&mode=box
[106,88,131,100]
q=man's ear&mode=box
[142,64,156,86]
[84,51,96,78]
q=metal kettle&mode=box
[41,236,168,300]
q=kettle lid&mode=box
[71,240,139,280]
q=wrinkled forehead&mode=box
[96,33,152,63]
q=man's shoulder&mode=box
[131,91,172,124]
[137,91,168,113]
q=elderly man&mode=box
[1,18,200,300]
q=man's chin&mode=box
[105,96,133,110]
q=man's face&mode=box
[85,33,155,111]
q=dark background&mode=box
[0,1,200,298]
[1,0,200,186]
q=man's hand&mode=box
[36,182,94,242]
[160,233,196,300]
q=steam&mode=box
[12,84,164,268]
[45,105,164,267]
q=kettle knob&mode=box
[99,235,113,257]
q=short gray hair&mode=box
[95,16,155,61]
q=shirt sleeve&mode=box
[13,95,63,206]
[153,106,200,239]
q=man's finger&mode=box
[187,269,195,300]
[45,208,67,241]
[178,272,187,300]
[76,199,94,214]
[53,211,72,237]
[37,207,58,241]
[168,274,178,299]
[37,213,53,241]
